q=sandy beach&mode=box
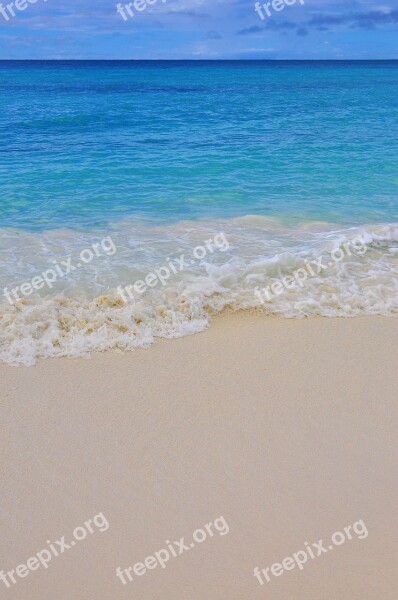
[1,312,397,599]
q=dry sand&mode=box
[1,313,397,599]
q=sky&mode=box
[0,0,397,59]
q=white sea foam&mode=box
[1,218,398,366]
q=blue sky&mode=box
[0,0,397,59]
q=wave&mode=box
[1,218,398,366]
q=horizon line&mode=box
[0,58,397,62]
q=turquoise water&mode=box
[0,61,397,365]
[1,60,397,230]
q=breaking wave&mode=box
[1,217,398,366]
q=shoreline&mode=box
[1,219,398,367]
[1,312,397,598]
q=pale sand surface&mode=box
[1,313,397,599]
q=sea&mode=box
[0,60,397,365]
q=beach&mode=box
[1,312,397,599]
[1,59,397,599]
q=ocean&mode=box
[1,60,397,365]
